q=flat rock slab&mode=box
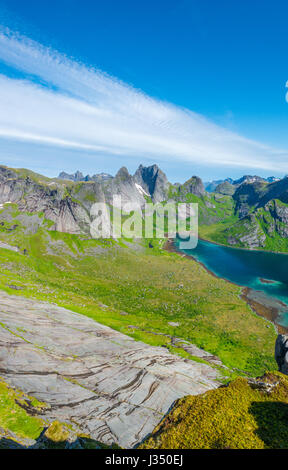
[0,291,220,448]
[0,241,19,252]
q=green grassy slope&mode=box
[0,197,282,449]
[0,377,45,444]
[141,372,288,449]
[0,205,276,377]
[200,202,288,252]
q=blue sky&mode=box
[0,0,288,182]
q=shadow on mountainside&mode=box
[250,401,288,448]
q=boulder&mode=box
[275,334,288,374]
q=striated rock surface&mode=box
[0,291,220,448]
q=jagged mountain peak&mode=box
[182,175,205,197]
[134,163,162,180]
[133,163,169,202]
[115,166,131,180]
[58,170,84,181]
[58,170,113,183]
[233,175,266,186]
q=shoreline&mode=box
[164,238,288,335]
[198,234,288,256]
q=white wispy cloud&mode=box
[0,26,287,173]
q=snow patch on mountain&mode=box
[135,183,150,197]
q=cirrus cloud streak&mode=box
[0,26,287,173]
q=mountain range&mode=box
[0,163,288,250]
[204,175,280,193]
[58,170,113,183]
[0,161,286,449]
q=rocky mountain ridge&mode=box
[58,170,113,183]
[1,163,288,250]
[211,177,288,249]
[205,175,280,192]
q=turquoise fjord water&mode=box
[175,237,288,327]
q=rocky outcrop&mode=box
[233,182,268,218]
[0,241,19,252]
[0,167,91,235]
[225,196,288,248]
[275,334,288,375]
[265,200,288,238]
[106,166,146,208]
[133,164,169,202]
[224,214,266,249]
[219,176,288,248]
[0,291,220,448]
[233,177,288,218]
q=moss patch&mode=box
[141,372,288,449]
[44,421,71,443]
[0,377,45,441]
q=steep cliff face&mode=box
[0,165,151,235]
[207,177,288,250]
[217,197,288,250]
[133,164,169,202]
[262,200,288,238]
[224,214,267,249]
[233,177,288,217]
[233,181,268,218]
[0,167,91,234]
[0,164,173,236]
